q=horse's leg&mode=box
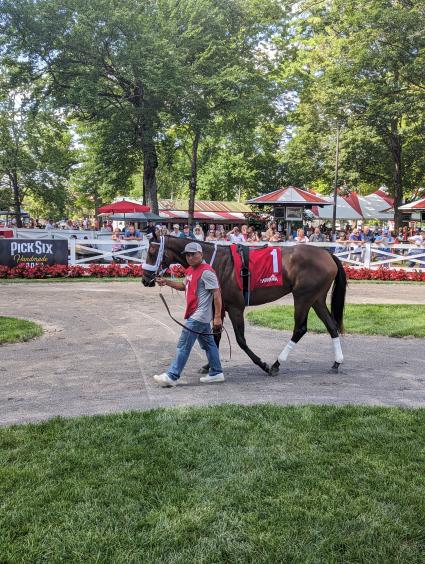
[312,298,343,373]
[199,309,225,374]
[269,297,312,376]
[227,305,270,374]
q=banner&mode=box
[0,239,68,267]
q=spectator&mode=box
[144,220,156,239]
[193,225,205,241]
[170,224,181,237]
[362,225,375,243]
[240,224,249,241]
[100,220,111,233]
[123,224,142,261]
[294,228,309,243]
[111,228,124,262]
[349,227,362,261]
[309,227,325,243]
[335,231,349,257]
[216,227,227,242]
[228,226,245,243]
[179,225,194,239]
[206,228,217,242]
[45,219,54,232]
[246,225,260,243]
[265,221,278,241]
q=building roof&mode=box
[158,199,251,213]
[398,198,425,211]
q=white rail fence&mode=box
[5,230,425,270]
[68,239,148,266]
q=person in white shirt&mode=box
[193,225,205,241]
[228,226,245,244]
[170,224,181,237]
[45,220,54,231]
[295,228,309,243]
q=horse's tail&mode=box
[330,254,347,334]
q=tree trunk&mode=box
[11,172,23,228]
[142,171,146,206]
[389,121,403,229]
[188,130,201,229]
[132,85,159,214]
[93,187,100,218]
[142,139,159,214]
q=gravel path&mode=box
[1,281,424,426]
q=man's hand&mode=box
[156,277,168,287]
[213,318,223,334]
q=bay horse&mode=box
[142,235,347,375]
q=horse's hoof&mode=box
[269,361,280,377]
[262,363,270,375]
[329,362,340,374]
[198,365,209,374]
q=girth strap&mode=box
[237,244,251,306]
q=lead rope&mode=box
[158,290,232,360]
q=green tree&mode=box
[278,0,425,225]
[0,0,190,213]
[159,0,285,224]
[0,74,75,225]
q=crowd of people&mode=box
[4,214,424,253]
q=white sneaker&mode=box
[200,373,225,384]
[153,373,177,387]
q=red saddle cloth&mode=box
[230,245,283,290]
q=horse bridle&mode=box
[142,236,168,284]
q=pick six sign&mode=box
[0,239,68,267]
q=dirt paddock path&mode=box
[1,281,424,426]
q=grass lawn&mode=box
[0,316,43,344]
[1,405,424,562]
[247,304,425,338]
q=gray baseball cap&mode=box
[181,242,203,254]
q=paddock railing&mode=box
[68,238,148,266]
[5,230,425,270]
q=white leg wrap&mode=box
[278,340,297,363]
[332,337,344,364]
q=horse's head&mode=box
[142,235,183,287]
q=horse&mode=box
[142,235,347,376]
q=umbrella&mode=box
[98,200,151,214]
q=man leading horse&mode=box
[152,241,225,387]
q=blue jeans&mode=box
[168,318,223,381]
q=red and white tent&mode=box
[310,190,394,220]
[398,198,425,211]
[246,186,331,206]
[311,196,363,220]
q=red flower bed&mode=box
[0,263,144,279]
[0,263,423,282]
[344,266,425,282]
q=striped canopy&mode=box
[246,186,331,206]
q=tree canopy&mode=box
[0,0,424,225]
